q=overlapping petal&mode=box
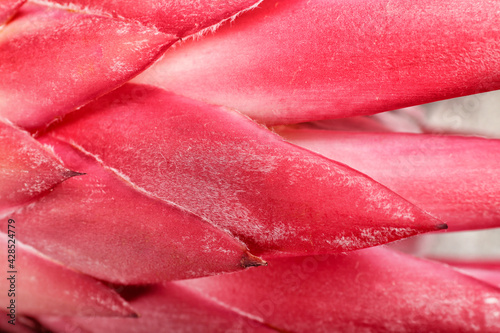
[432,259,500,289]
[39,284,275,332]
[0,233,135,317]
[179,247,500,332]
[135,0,500,125]
[0,120,78,213]
[46,83,445,257]
[39,0,263,37]
[0,2,175,130]
[0,0,25,25]
[0,0,497,330]
[6,136,264,284]
[278,128,500,231]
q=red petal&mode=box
[457,269,500,290]
[43,0,262,37]
[430,259,500,289]
[6,137,264,284]
[0,0,25,25]
[0,232,135,317]
[135,0,500,125]
[180,247,500,332]
[47,84,444,256]
[39,284,274,332]
[278,129,500,231]
[0,3,175,130]
[0,120,77,214]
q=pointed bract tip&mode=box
[64,170,86,179]
[241,252,267,268]
[436,223,448,230]
[128,311,140,318]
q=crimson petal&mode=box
[0,232,135,317]
[6,136,264,284]
[38,284,275,332]
[135,0,500,125]
[0,2,175,130]
[431,259,500,289]
[41,0,262,37]
[180,247,500,332]
[278,129,500,231]
[0,120,77,214]
[47,83,445,256]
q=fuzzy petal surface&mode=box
[180,247,500,332]
[135,0,500,125]
[278,129,500,231]
[0,232,135,317]
[0,2,175,130]
[6,137,263,284]
[40,0,262,37]
[432,259,500,289]
[48,84,444,256]
[0,120,76,213]
[39,283,275,333]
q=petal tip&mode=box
[128,311,140,318]
[63,170,86,179]
[436,223,449,230]
[241,252,267,268]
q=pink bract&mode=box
[136,0,500,125]
[47,84,446,256]
[277,128,500,231]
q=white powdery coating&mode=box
[0,3,174,129]
[184,0,264,41]
[33,0,264,40]
[485,297,499,304]
[0,124,70,207]
[61,138,196,213]
[44,137,254,283]
[48,86,436,255]
[115,135,422,252]
[30,0,113,19]
[326,227,419,252]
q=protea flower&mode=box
[1,0,500,332]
